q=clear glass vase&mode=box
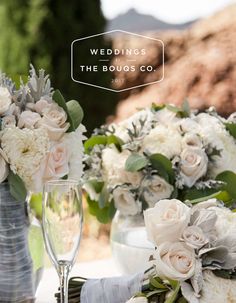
[0,183,44,302]
[110,211,154,275]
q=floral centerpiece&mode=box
[0,65,85,199]
[83,102,236,223]
[126,197,236,303]
[0,65,85,301]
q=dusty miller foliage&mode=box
[0,64,53,111]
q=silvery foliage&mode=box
[0,64,53,111]
[83,144,104,181]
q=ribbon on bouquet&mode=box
[55,272,145,303]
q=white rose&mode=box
[144,199,191,246]
[0,149,8,183]
[113,186,141,216]
[154,242,195,281]
[0,87,12,115]
[199,270,236,303]
[37,103,69,141]
[142,125,182,159]
[181,225,208,249]
[142,175,173,207]
[180,147,208,187]
[102,147,142,188]
[126,297,148,303]
[18,110,41,129]
[182,133,203,149]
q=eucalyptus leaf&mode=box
[125,153,148,172]
[8,171,27,202]
[225,122,236,139]
[216,170,236,199]
[66,100,84,131]
[149,153,175,184]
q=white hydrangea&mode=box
[142,125,182,159]
[197,113,236,176]
[1,127,49,191]
[199,270,236,303]
[211,206,236,239]
[62,124,86,180]
[102,147,142,188]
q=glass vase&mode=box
[110,211,154,275]
[0,183,44,302]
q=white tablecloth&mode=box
[36,258,121,303]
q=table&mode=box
[36,258,121,303]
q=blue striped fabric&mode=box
[0,183,34,302]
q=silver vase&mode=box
[0,183,34,302]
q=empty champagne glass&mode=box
[42,180,83,303]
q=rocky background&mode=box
[112,4,236,121]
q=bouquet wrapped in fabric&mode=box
[57,197,236,303]
[83,102,236,222]
[0,65,85,200]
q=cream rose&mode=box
[38,103,69,141]
[144,199,191,246]
[154,242,195,281]
[113,186,141,216]
[142,125,182,159]
[142,175,173,207]
[0,149,8,183]
[182,226,208,249]
[44,142,69,180]
[102,147,142,188]
[0,87,12,115]
[180,147,208,187]
[18,111,41,129]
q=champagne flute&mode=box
[42,180,83,303]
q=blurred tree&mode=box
[0,0,117,133]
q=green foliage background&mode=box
[0,0,118,133]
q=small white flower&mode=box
[142,125,182,159]
[144,199,191,246]
[1,115,16,128]
[113,186,141,216]
[142,175,173,207]
[179,147,208,187]
[182,133,203,149]
[0,87,12,115]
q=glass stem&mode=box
[58,262,70,303]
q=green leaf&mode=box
[177,297,188,303]
[98,185,110,208]
[84,135,107,154]
[183,187,222,202]
[181,99,190,116]
[150,276,167,289]
[164,282,180,303]
[216,171,236,199]
[149,153,175,184]
[86,180,104,193]
[28,225,44,273]
[107,135,124,150]
[53,90,83,132]
[225,123,236,139]
[125,153,149,172]
[8,171,27,202]
[166,102,189,118]
[30,193,43,220]
[86,195,116,224]
[66,100,84,131]
[151,103,165,112]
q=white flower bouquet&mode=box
[126,197,236,303]
[0,65,85,201]
[83,102,236,223]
